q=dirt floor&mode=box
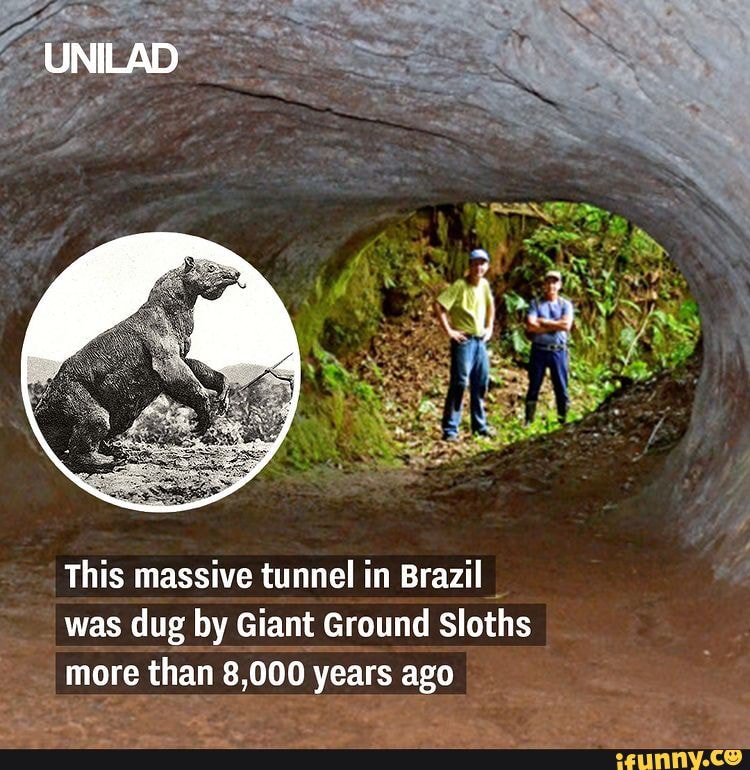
[1,360,749,748]
[348,293,612,467]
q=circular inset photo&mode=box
[21,232,300,512]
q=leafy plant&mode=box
[283,199,701,470]
[499,201,699,390]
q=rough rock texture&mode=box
[1,1,749,579]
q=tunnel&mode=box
[2,0,750,583]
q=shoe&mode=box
[474,428,494,438]
[442,433,459,442]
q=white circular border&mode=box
[20,232,301,514]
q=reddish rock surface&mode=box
[2,1,750,578]
[1,0,750,748]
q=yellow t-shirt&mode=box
[437,277,493,337]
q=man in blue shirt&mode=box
[524,269,574,425]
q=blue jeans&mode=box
[525,345,569,417]
[442,337,489,437]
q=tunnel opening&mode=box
[282,200,701,470]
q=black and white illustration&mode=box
[21,232,300,512]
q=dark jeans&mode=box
[525,345,569,417]
[442,337,489,437]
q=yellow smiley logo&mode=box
[724,751,743,767]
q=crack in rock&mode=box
[193,79,470,148]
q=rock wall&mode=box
[2,1,749,578]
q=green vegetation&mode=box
[272,226,433,469]
[273,201,701,469]
[499,202,700,423]
[273,345,394,469]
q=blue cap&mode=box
[469,248,490,262]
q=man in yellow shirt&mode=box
[434,248,495,441]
